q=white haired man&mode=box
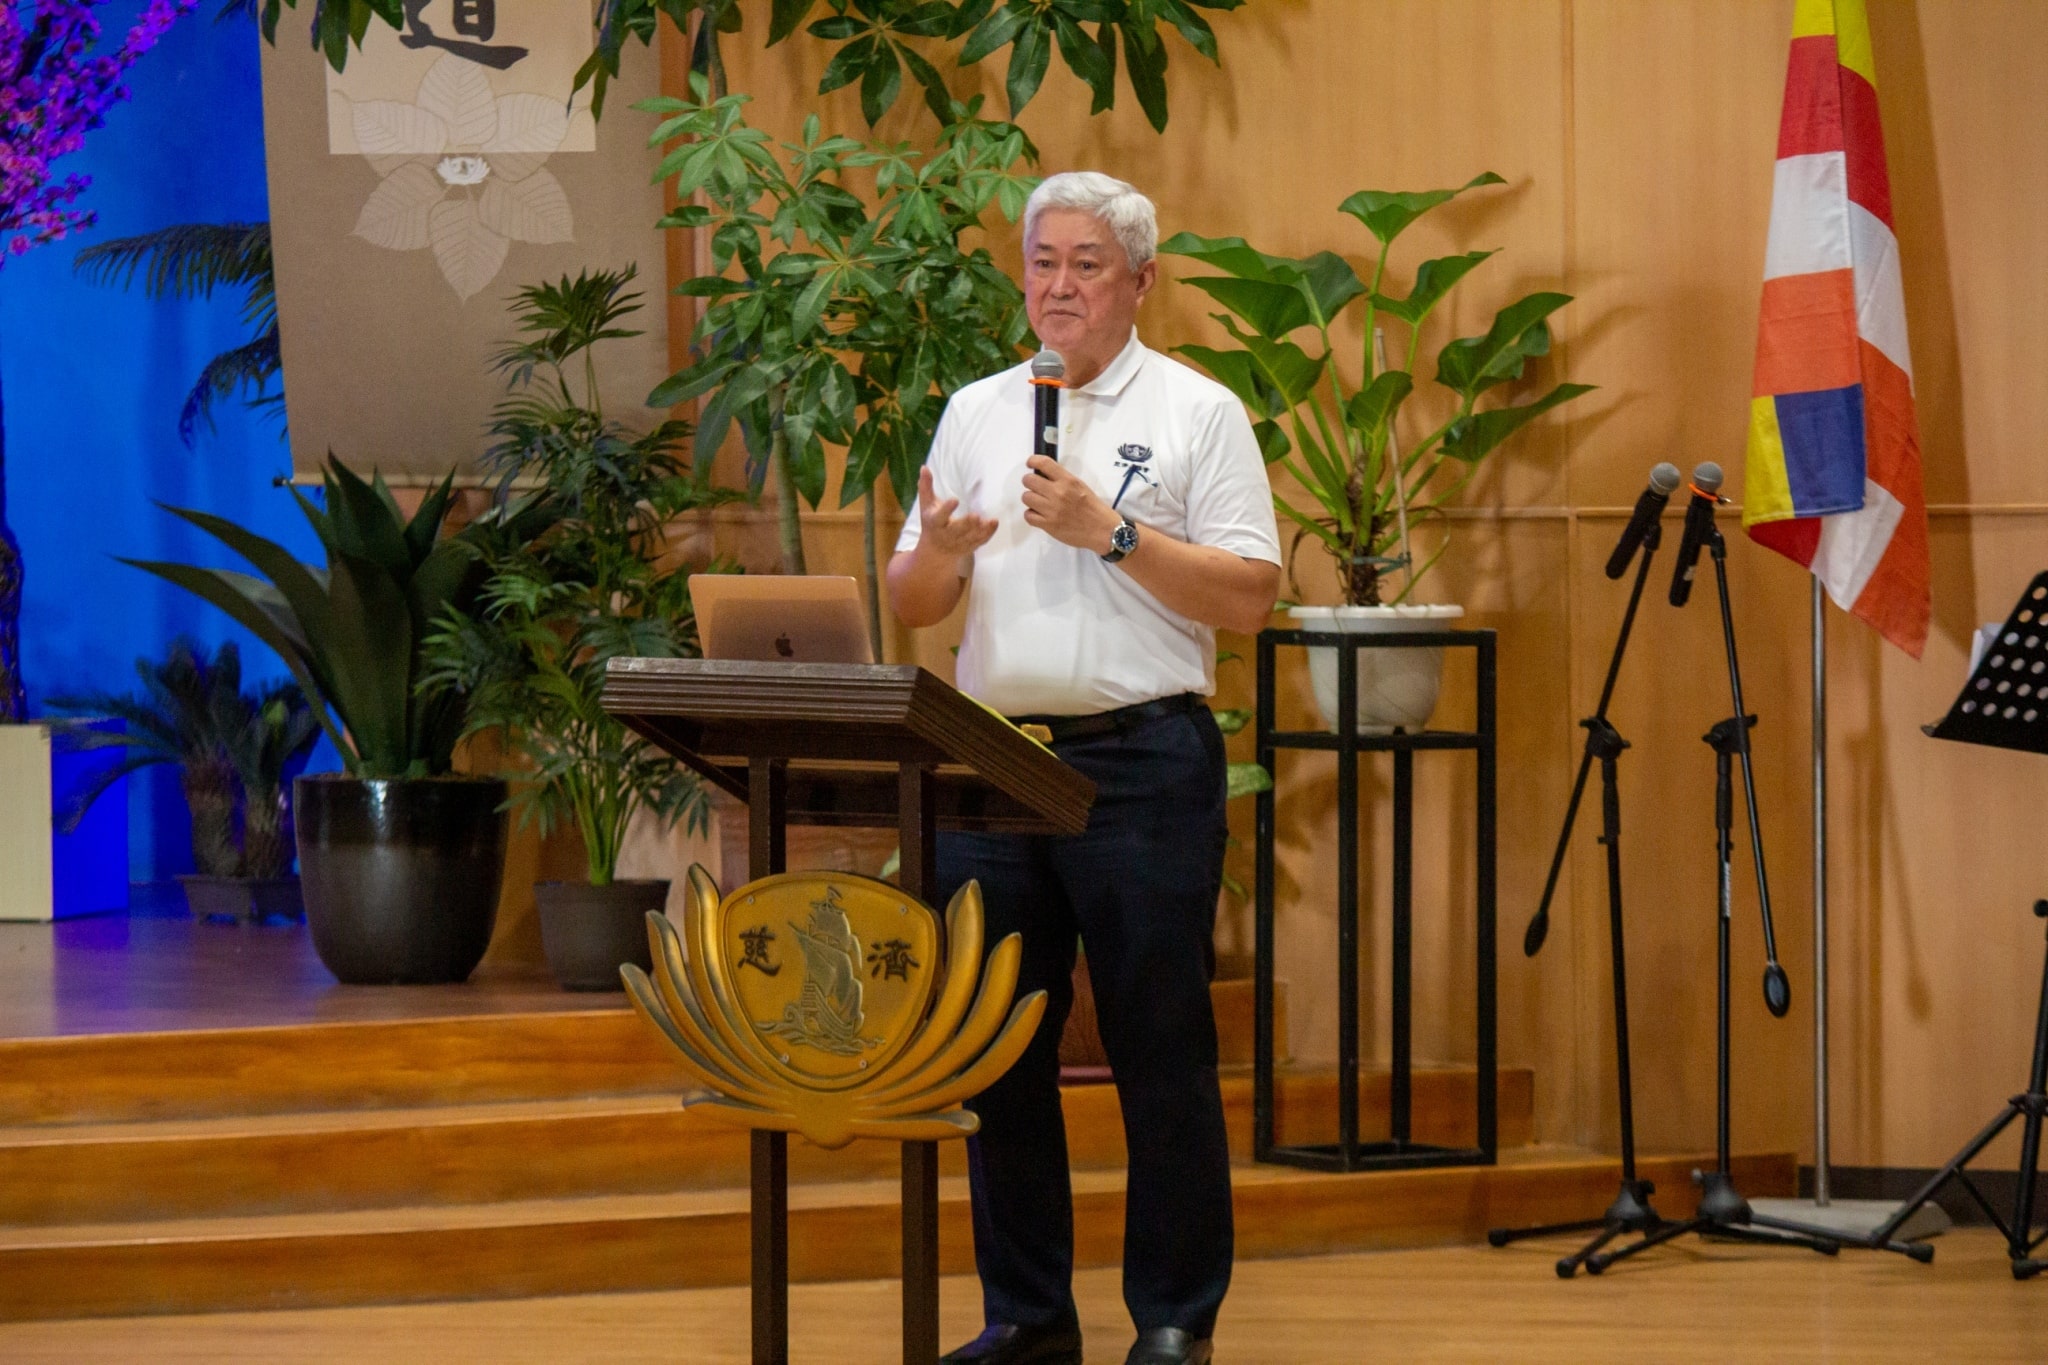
[887,171,1281,1365]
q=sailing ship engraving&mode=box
[759,885,880,1057]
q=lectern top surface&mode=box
[601,657,1095,834]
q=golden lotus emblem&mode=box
[623,866,1046,1150]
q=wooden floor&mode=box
[0,908,592,1038]
[0,1229,2032,1363]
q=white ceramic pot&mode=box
[1289,604,1466,734]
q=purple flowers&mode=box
[2,0,200,261]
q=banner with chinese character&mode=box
[259,2,671,481]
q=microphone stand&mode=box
[1487,522,1664,1277]
[1585,521,1929,1273]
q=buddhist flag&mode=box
[1743,0,1929,657]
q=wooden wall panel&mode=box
[647,1,2048,1168]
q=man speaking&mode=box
[888,172,1282,1365]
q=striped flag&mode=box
[1743,0,1929,657]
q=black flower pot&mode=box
[535,879,669,992]
[295,775,508,985]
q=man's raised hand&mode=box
[916,467,998,559]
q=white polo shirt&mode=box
[896,331,1281,717]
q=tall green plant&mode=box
[1162,175,1594,606]
[121,460,538,780]
[424,268,731,885]
[647,82,1035,645]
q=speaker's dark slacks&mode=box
[935,705,1235,1339]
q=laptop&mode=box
[689,574,875,665]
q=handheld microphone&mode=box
[1667,462,1726,608]
[1605,462,1683,579]
[1030,350,1065,461]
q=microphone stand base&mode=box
[1487,1179,1665,1279]
[1748,1195,1951,1243]
[1582,1170,1934,1274]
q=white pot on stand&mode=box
[1289,604,1465,734]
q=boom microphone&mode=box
[1605,462,1683,579]
[1667,462,1726,608]
[1030,350,1065,462]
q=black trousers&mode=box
[935,705,1235,1339]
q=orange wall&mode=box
[656,1,2048,1169]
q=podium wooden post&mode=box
[604,660,1094,1365]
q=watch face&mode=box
[1111,521,1138,554]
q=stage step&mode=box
[0,1150,1795,1322]
[0,1066,1530,1226]
[0,979,1282,1127]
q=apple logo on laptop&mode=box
[775,633,795,658]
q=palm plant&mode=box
[122,458,545,780]
[425,268,730,885]
[48,639,317,878]
[1162,175,1594,606]
[73,221,281,446]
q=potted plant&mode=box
[123,460,547,982]
[1162,174,1594,731]
[49,639,317,922]
[645,83,1037,651]
[427,267,726,991]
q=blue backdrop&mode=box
[0,6,337,881]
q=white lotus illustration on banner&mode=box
[347,54,574,300]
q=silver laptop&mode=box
[689,574,875,665]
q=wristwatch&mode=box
[1102,517,1139,564]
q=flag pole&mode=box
[1813,577,1832,1207]
[1753,578,1945,1238]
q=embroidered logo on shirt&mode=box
[1112,443,1156,509]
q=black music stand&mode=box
[1865,572,2048,1277]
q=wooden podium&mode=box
[603,659,1095,1365]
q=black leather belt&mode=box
[1008,693,1203,744]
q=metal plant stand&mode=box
[1252,627,1498,1172]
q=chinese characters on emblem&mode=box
[738,925,780,976]
[867,938,920,982]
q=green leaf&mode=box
[1225,760,1274,799]
[819,34,877,95]
[1372,250,1496,326]
[791,271,835,341]
[1088,19,1119,114]
[961,1,1029,63]
[1434,291,1573,398]
[771,0,820,43]
[1157,231,1293,280]
[1171,344,1283,419]
[1251,418,1291,464]
[1215,316,1325,408]
[1162,1,1220,62]
[1339,172,1506,246]
[860,42,905,124]
[806,15,862,41]
[1006,17,1053,116]
[1120,21,1169,132]
[1181,276,1312,340]
[1211,707,1252,736]
[1345,369,1414,443]
[1054,14,1116,112]
[900,43,955,124]
[1442,383,1594,463]
[1293,251,1367,327]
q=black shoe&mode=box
[937,1322,1084,1365]
[1124,1327,1213,1365]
